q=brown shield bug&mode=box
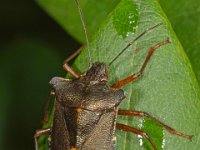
[34,0,193,149]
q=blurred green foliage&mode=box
[0,1,79,150]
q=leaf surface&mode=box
[36,0,200,149]
[159,0,200,85]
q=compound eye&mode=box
[101,75,108,81]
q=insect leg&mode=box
[109,23,163,66]
[34,128,51,150]
[63,46,83,78]
[118,110,193,139]
[64,46,83,63]
[112,38,170,88]
[42,91,55,124]
[116,123,156,150]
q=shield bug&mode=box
[34,0,193,149]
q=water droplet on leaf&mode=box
[113,0,139,38]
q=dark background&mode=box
[0,0,79,150]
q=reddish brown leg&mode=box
[63,63,80,78]
[112,38,170,88]
[42,91,55,124]
[63,46,83,78]
[116,123,156,150]
[118,110,193,140]
[34,128,51,150]
[63,46,83,63]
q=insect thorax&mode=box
[49,70,125,149]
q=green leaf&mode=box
[159,0,200,85]
[36,0,200,86]
[36,0,120,43]
[0,39,65,150]
[36,0,200,149]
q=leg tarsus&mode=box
[109,23,163,66]
[116,123,156,150]
[63,47,83,78]
[139,38,170,74]
[63,46,83,63]
[34,128,51,150]
[63,63,80,78]
[118,109,193,140]
[112,38,170,88]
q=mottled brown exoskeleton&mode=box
[49,63,125,150]
[34,0,192,150]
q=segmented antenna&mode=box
[108,23,162,66]
[74,0,92,67]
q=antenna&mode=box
[74,0,92,67]
[108,23,162,66]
